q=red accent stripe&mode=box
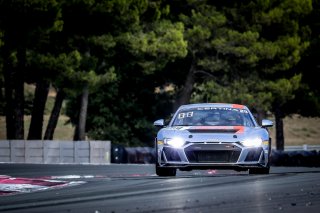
[189,126,245,133]
[235,126,244,133]
[232,104,244,109]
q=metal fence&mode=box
[0,140,111,164]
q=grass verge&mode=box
[0,115,74,140]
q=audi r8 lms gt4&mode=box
[153,103,273,176]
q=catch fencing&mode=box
[0,140,111,164]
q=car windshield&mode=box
[171,107,255,127]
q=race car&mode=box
[153,103,273,176]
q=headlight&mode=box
[242,137,262,147]
[164,137,185,148]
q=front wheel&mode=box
[155,163,176,176]
[250,141,271,175]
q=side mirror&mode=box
[153,119,165,127]
[261,119,273,127]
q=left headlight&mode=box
[164,137,185,148]
[242,137,262,147]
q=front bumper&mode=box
[157,142,269,170]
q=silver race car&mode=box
[154,103,273,176]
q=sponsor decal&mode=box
[195,107,248,113]
[262,140,269,146]
[157,140,164,145]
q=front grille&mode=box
[185,144,241,163]
[163,147,181,161]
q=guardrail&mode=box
[2,141,319,165]
[272,145,320,151]
[0,140,111,164]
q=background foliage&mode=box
[0,0,319,149]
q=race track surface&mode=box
[0,164,319,213]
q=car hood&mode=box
[159,126,263,143]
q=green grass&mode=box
[0,115,74,140]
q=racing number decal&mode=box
[187,112,193,117]
[178,112,193,119]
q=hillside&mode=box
[268,114,320,146]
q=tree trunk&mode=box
[4,67,14,140]
[173,62,195,111]
[73,86,89,141]
[44,89,65,140]
[28,81,50,140]
[13,43,26,139]
[0,76,4,109]
[256,108,266,126]
[3,42,15,139]
[274,106,285,151]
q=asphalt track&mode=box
[0,164,319,213]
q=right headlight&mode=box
[242,137,262,147]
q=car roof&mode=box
[177,103,249,110]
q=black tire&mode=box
[156,163,176,176]
[249,167,270,175]
[249,139,271,175]
[179,168,192,172]
[155,140,176,177]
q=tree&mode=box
[166,0,311,150]
[283,0,320,118]
[60,0,146,141]
[82,1,187,146]
[44,89,65,140]
[0,32,4,115]
[25,51,81,140]
[169,0,228,111]
[0,0,61,139]
[246,0,312,150]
